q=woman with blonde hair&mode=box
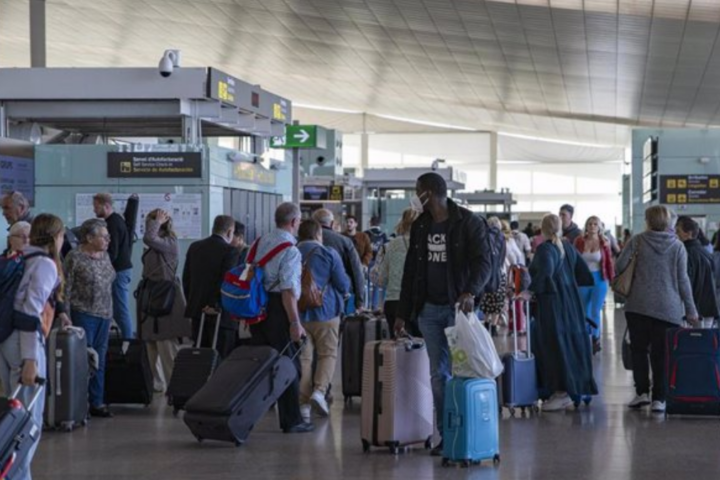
[139,209,191,393]
[372,208,419,335]
[9,214,65,477]
[521,213,597,412]
[574,216,614,353]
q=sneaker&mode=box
[430,440,443,457]
[283,422,315,434]
[542,393,573,412]
[651,401,666,413]
[300,404,311,423]
[628,394,651,409]
[310,390,330,417]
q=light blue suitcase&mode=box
[442,378,501,468]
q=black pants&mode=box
[249,293,302,430]
[626,312,675,401]
[191,314,238,360]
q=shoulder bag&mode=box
[611,241,638,297]
[298,247,326,312]
[135,249,177,334]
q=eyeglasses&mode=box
[94,234,111,241]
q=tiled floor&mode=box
[32,307,720,479]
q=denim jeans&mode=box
[579,271,608,340]
[112,269,134,339]
[0,330,46,480]
[73,311,111,408]
[417,303,455,435]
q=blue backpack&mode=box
[221,239,292,324]
[0,252,51,343]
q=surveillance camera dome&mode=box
[316,156,326,165]
[158,49,181,78]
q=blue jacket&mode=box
[298,241,350,322]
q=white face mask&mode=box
[410,191,428,213]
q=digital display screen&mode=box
[0,155,34,206]
[303,186,329,201]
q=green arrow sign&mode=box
[285,125,317,148]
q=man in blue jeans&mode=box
[395,173,491,456]
[94,193,134,339]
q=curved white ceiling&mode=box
[2,0,719,146]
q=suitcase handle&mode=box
[197,310,222,350]
[11,377,46,412]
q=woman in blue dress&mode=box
[522,214,598,412]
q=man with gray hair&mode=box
[1,191,33,228]
[249,202,313,433]
[312,209,365,312]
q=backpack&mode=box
[480,218,507,293]
[0,251,52,343]
[298,248,325,312]
[221,239,292,324]
[365,228,388,262]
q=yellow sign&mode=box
[273,103,287,122]
[678,179,687,189]
[677,194,687,204]
[711,179,719,189]
[667,179,677,189]
[667,194,676,204]
[329,185,344,202]
[218,81,235,103]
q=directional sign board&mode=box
[270,125,327,149]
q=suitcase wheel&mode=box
[61,422,74,433]
[441,458,450,468]
[461,460,471,468]
[509,407,516,417]
[493,454,501,465]
[362,440,370,453]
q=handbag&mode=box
[621,327,633,371]
[611,244,638,297]
[135,250,177,333]
[298,248,326,312]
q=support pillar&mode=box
[30,0,47,67]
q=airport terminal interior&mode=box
[2,0,720,479]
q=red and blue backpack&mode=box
[221,239,292,325]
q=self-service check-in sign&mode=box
[271,125,327,149]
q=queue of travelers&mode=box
[3,180,717,478]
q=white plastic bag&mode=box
[445,308,504,379]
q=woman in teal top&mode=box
[372,209,419,336]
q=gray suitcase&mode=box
[500,301,539,416]
[44,327,89,431]
[341,313,389,402]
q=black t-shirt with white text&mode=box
[426,220,450,305]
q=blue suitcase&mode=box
[501,301,538,416]
[442,378,501,468]
[665,328,720,416]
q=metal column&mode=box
[489,131,498,192]
[292,120,300,204]
[0,103,6,138]
[30,0,47,67]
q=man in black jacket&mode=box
[183,215,240,358]
[94,193,134,339]
[395,173,491,456]
[677,216,719,327]
[312,209,365,312]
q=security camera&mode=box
[316,156,326,165]
[431,158,446,171]
[158,49,181,78]
[226,151,258,164]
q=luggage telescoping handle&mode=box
[197,310,222,350]
[511,299,531,357]
[11,377,46,411]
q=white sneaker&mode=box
[310,391,330,417]
[300,404,311,423]
[651,401,666,413]
[542,393,573,412]
[628,394,651,409]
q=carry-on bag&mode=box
[0,379,45,480]
[665,327,720,416]
[44,326,89,431]
[360,338,433,454]
[621,328,633,371]
[500,301,538,416]
[442,377,501,468]
[183,342,299,446]
[167,312,221,415]
[341,313,389,402]
[104,327,153,406]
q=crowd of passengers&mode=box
[1,171,716,475]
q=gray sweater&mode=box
[616,230,697,325]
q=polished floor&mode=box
[32,306,720,479]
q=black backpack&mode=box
[479,217,506,293]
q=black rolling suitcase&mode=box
[184,344,298,446]
[44,326,89,431]
[167,312,221,415]
[104,327,153,406]
[341,313,389,402]
[0,380,45,479]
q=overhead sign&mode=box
[107,152,202,178]
[272,99,289,122]
[232,163,276,186]
[0,155,34,206]
[271,125,327,149]
[660,175,720,205]
[208,68,240,108]
[303,185,329,201]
